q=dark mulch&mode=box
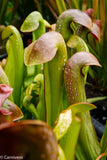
[86,84,107,125]
[85,78,107,139]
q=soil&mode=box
[86,76,107,139]
[86,83,107,125]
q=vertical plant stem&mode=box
[24,31,67,126]
[55,0,67,14]
[71,0,79,9]
[44,63,51,124]
[64,51,101,159]
[44,48,67,126]
[93,0,99,19]
[2,25,24,106]
[0,0,8,24]
[60,116,81,160]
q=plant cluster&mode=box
[0,2,107,160]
